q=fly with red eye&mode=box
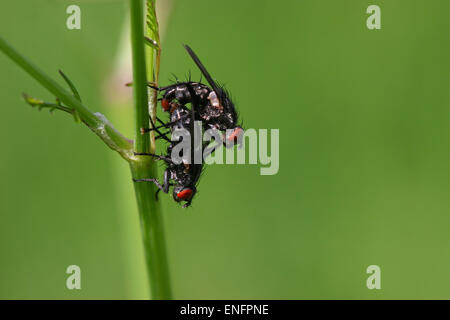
[133,84,211,208]
[148,45,244,148]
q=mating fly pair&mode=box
[134,45,243,208]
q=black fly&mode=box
[133,84,210,208]
[149,45,243,147]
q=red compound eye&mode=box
[228,128,243,142]
[177,189,193,200]
[161,99,170,111]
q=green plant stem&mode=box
[145,0,161,151]
[129,160,171,299]
[0,36,133,160]
[129,0,172,300]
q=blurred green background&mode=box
[1,0,449,299]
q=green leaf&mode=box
[58,69,82,123]
[22,93,72,114]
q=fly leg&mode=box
[147,82,161,91]
[134,152,173,163]
[132,177,165,192]
[133,169,173,201]
[155,132,171,141]
[182,200,192,208]
[140,114,172,143]
[152,114,190,130]
[142,113,190,138]
[155,169,172,200]
[143,117,174,139]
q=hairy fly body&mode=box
[134,84,207,208]
[149,45,243,147]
